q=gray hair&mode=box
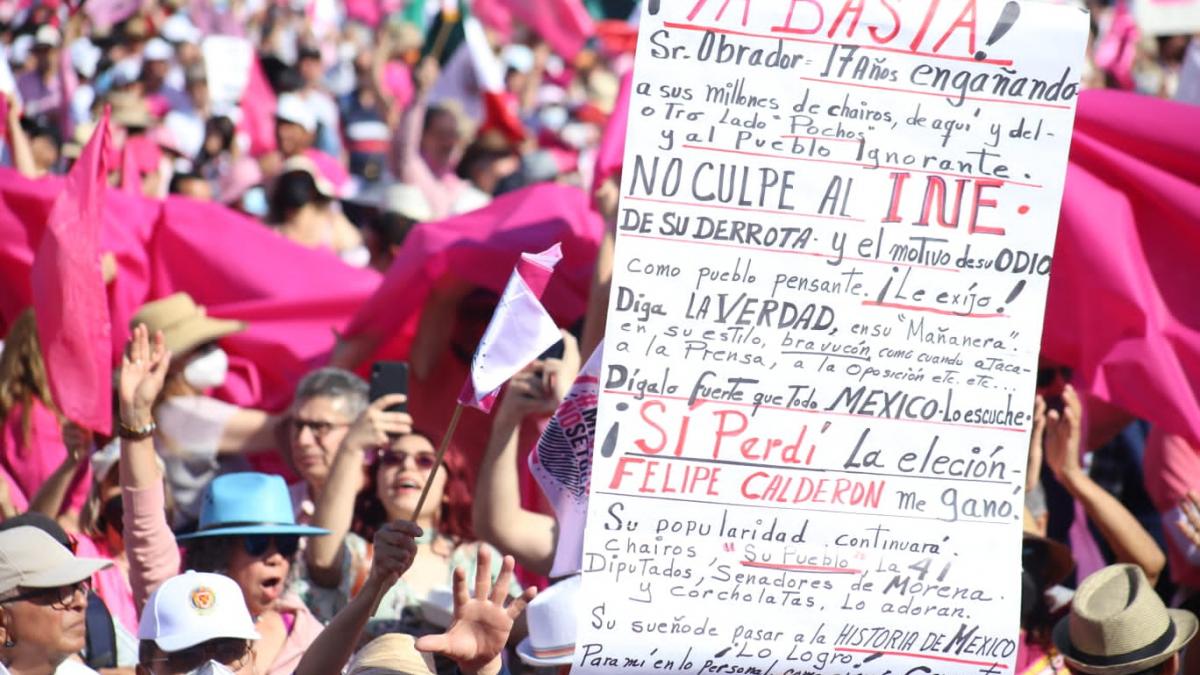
[293,367,369,419]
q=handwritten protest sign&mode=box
[576,1,1089,674]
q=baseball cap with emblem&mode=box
[0,526,112,595]
[139,571,260,652]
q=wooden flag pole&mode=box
[428,11,458,63]
[410,403,464,521]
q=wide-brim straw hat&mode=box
[130,292,245,356]
[346,633,436,675]
[1053,564,1198,675]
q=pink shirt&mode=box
[123,483,323,673]
[1144,428,1200,589]
[0,400,90,513]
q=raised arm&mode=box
[473,335,581,576]
[293,520,422,675]
[216,408,284,455]
[118,325,182,609]
[27,422,89,524]
[1044,384,1166,585]
[5,94,39,178]
[390,56,438,183]
[306,393,411,587]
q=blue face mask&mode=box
[241,187,268,218]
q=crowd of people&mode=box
[0,0,1197,672]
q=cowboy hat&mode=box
[130,292,245,357]
[1053,564,1198,675]
[346,633,436,675]
[175,473,329,540]
[516,574,580,667]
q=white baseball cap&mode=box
[275,93,317,134]
[161,14,202,45]
[516,574,580,667]
[139,571,260,652]
[0,527,112,595]
[34,25,61,49]
[144,38,174,62]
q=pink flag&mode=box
[1043,89,1200,446]
[240,57,278,157]
[528,341,602,576]
[30,110,113,434]
[84,0,139,29]
[480,0,594,60]
[593,69,631,189]
[457,244,563,412]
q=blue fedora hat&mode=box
[176,473,330,540]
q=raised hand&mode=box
[1043,384,1083,486]
[1178,491,1200,549]
[367,520,423,587]
[119,324,171,428]
[62,422,92,464]
[1026,395,1047,493]
[340,394,413,453]
[415,548,537,674]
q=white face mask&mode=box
[184,347,229,390]
[188,660,237,675]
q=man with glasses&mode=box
[0,526,112,674]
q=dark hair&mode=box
[20,116,61,148]
[422,105,457,136]
[195,116,236,168]
[273,67,304,95]
[353,431,475,544]
[269,170,328,223]
[169,172,207,195]
[182,536,238,573]
[456,132,515,182]
[138,637,251,671]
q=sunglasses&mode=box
[376,450,438,471]
[1,580,90,609]
[241,534,300,558]
[1036,366,1072,389]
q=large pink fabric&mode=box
[472,0,594,59]
[1042,89,1200,447]
[340,183,602,497]
[0,401,90,513]
[0,172,379,420]
[31,114,113,435]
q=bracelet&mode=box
[118,419,156,440]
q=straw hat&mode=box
[1053,564,1198,675]
[346,634,436,675]
[130,293,245,356]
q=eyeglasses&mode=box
[1036,366,1073,388]
[287,417,350,440]
[241,534,300,559]
[376,450,438,471]
[1,580,90,609]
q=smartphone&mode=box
[369,361,409,413]
[538,339,565,362]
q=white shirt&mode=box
[0,659,102,674]
[155,395,249,528]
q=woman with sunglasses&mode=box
[306,395,521,644]
[118,326,327,674]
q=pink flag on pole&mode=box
[593,70,631,189]
[457,244,564,412]
[30,110,113,434]
[529,341,602,577]
[241,57,278,157]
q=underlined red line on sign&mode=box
[620,232,960,273]
[795,75,1073,110]
[602,390,1025,433]
[681,143,1045,190]
[861,299,1007,319]
[834,647,1010,670]
[622,195,863,222]
[741,560,861,574]
[662,21,1015,67]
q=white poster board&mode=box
[202,35,254,107]
[577,0,1089,673]
[1134,0,1200,36]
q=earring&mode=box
[3,639,13,648]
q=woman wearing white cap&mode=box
[0,526,112,674]
[136,571,259,675]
